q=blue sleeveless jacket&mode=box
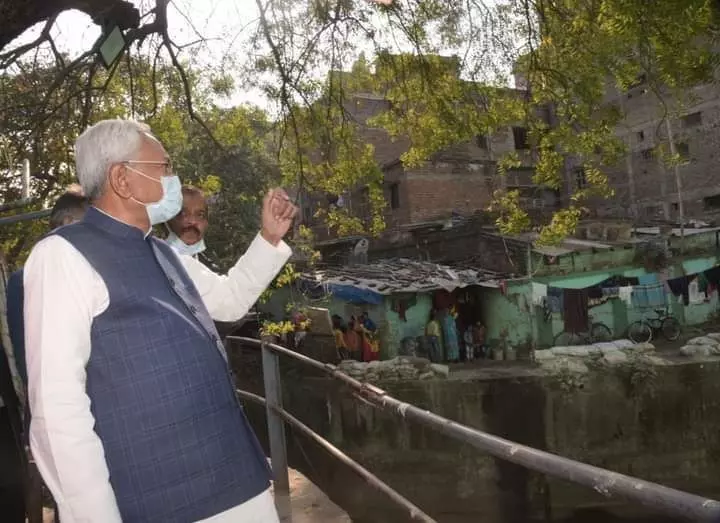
[54,207,270,522]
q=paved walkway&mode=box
[278,467,351,522]
[39,467,350,523]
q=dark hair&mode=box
[49,192,89,230]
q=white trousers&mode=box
[197,488,280,522]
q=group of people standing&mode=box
[425,309,487,363]
[332,312,380,362]
[0,119,298,523]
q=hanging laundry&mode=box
[547,287,564,313]
[531,282,548,306]
[697,273,710,294]
[667,276,690,306]
[632,283,666,309]
[619,286,633,306]
[688,278,706,305]
[632,287,649,309]
[563,289,589,333]
[602,287,620,299]
[586,285,608,307]
[704,266,720,286]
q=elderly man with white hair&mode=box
[23,119,297,523]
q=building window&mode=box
[574,168,587,190]
[671,202,679,212]
[640,148,653,161]
[682,111,702,128]
[675,142,690,160]
[476,134,488,149]
[704,194,720,210]
[636,130,645,142]
[512,127,529,150]
[389,183,400,209]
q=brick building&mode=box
[303,58,558,241]
[571,74,720,222]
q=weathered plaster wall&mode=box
[231,355,720,523]
[384,293,433,359]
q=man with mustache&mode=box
[165,185,219,271]
[165,186,260,338]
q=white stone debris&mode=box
[337,356,449,382]
[679,333,720,357]
[536,338,668,375]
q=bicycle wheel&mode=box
[553,330,585,347]
[589,322,612,343]
[661,316,681,341]
[628,321,652,344]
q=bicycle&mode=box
[627,307,681,344]
[553,316,613,346]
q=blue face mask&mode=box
[166,232,206,256]
[127,167,183,226]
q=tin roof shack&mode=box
[263,259,503,360]
[483,225,720,350]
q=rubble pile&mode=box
[337,357,450,382]
[678,333,720,357]
[535,339,665,375]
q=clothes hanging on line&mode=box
[631,283,667,309]
[666,276,690,306]
[618,286,633,306]
[563,288,589,333]
[688,277,706,305]
[704,266,720,287]
[602,287,620,299]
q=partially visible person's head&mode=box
[74,119,180,230]
[332,314,343,330]
[166,186,208,246]
[49,189,90,230]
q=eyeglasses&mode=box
[123,160,173,177]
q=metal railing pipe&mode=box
[260,340,292,520]
[228,336,720,521]
[236,388,436,522]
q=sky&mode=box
[13,0,268,107]
[7,0,515,111]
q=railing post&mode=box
[261,336,292,521]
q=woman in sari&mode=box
[441,308,460,362]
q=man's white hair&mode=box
[74,119,153,200]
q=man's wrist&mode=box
[260,228,282,247]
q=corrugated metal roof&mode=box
[302,259,504,295]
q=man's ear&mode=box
[107,163,133,199]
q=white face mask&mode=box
[166,231,206,256]
[126,165,183,226]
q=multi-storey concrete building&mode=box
[303,58,558,241]
[575,75,720,223]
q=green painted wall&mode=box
[383,293,434,359]
[483,251,720,348]
[482,283,534,347]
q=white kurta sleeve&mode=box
[180,233,292,322]
[24,235,121,523]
